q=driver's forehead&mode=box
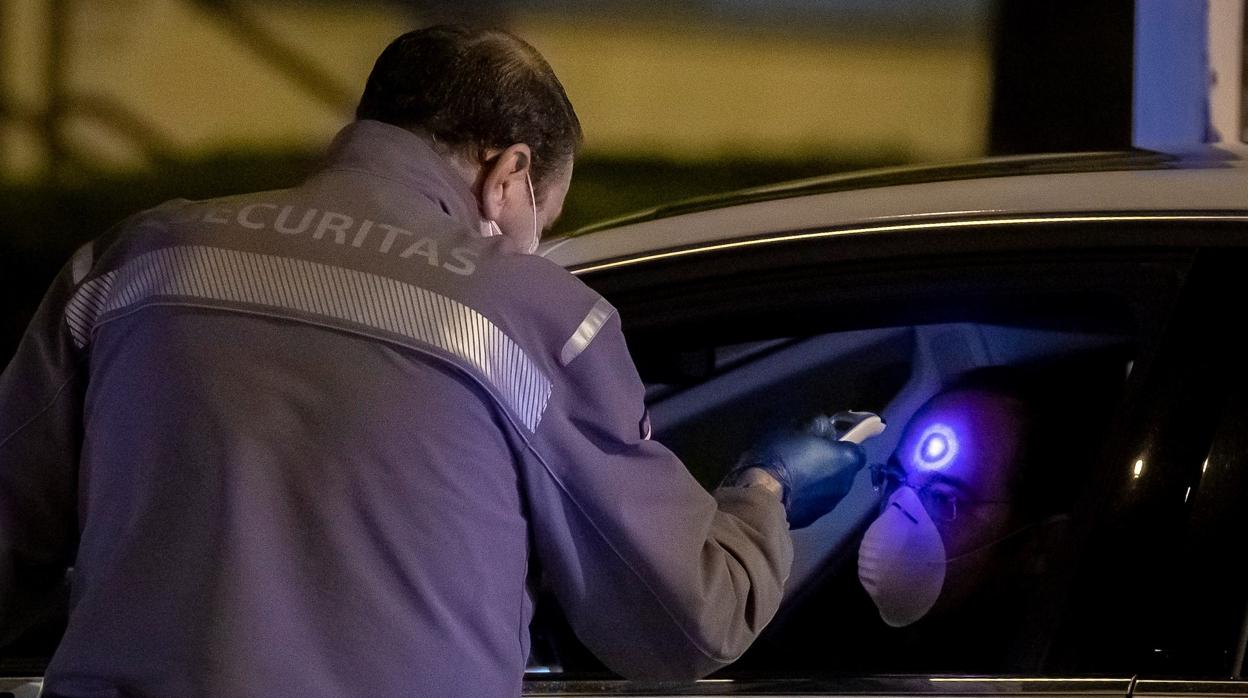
[898,390,1024,497]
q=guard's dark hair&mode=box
[356,25,582,197]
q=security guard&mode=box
[0,26,864,696]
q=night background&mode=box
[1,0,1136,360]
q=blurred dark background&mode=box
[1,0,1134,360]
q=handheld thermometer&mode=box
[809,411,886,444]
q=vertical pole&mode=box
[1133,0,1210,151]
[0,0,9,175]
[988,0,1134,154]
[1206,0,1245,145]
[44,0,68,186]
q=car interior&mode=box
[529,317,1139,678]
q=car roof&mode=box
[540,150,1248,272]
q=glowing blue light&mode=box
[912,423,958,471]
[923,434,949,460]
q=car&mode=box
[519,149,1248,696]
[4,151,1248,698]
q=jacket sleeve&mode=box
[519,309,793,680]
[0,255,86,647]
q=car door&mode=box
[524,213,1248,697]
[1078,246,1248,697]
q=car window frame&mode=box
[531,218,1248,688]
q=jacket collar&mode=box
[320,119,482,228]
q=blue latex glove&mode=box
[724,424,867,529]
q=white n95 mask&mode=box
[858,486,947,628]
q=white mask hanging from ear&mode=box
[479,173,540,255]
[524,172,539,254]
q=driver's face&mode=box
[892,389,1024,558]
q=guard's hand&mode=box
[724,427,867,529]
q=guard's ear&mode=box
[479,143,532,221]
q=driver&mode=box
[859,380,1029,627]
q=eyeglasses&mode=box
[869,458,1008,522]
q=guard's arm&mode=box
[0,254,87,647]
[518,309,793,680]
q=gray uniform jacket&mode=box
[0,120,793,697]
